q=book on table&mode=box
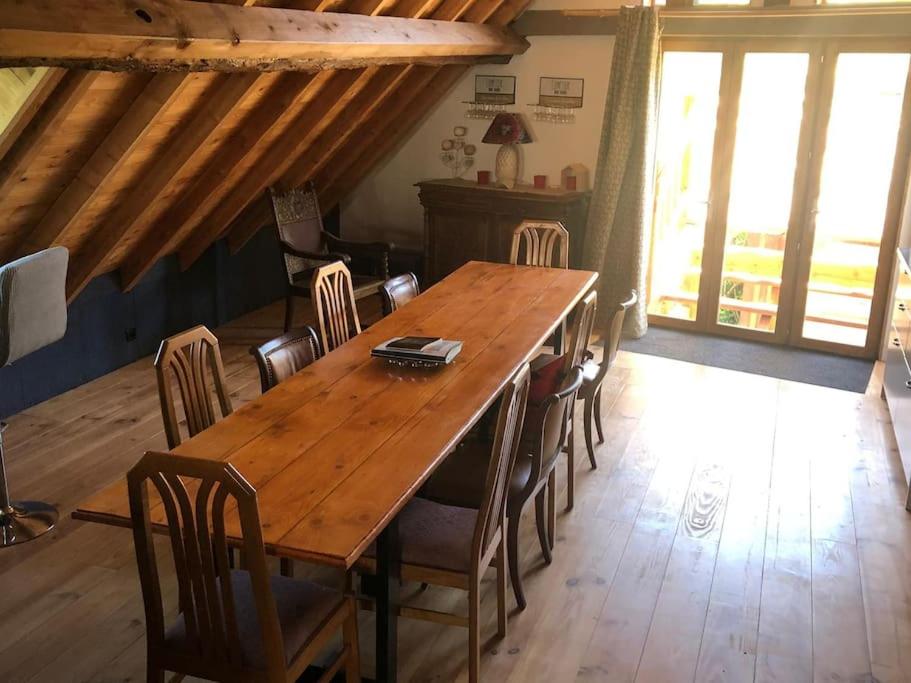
[371,336,462,365]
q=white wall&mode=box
[340,13,616,247]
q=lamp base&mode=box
[495,143,519,189]
[0,501,57,547]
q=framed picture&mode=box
[474,75,516,105]
[539,77,584,108]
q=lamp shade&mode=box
[482,113,532,145]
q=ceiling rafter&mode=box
[65,72,263,301]
[16,72,191,257]
[0,67,65,163]
[217,0,488,257]
[0,70,96,200]
[0,0,528,72]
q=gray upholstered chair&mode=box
[0,246,68,547]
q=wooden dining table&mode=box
[73,259,597,682]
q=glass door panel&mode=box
[647,51,722,323]
[800,53,910,348]
[716,52,810,334]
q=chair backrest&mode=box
[531,367,584,479]
[379,273,420,317]
[594,290,637,385]
[127,452,286,678]
[154,326,233,449]
[0,246,68,367]
[474,363,530,560]
[250,327,321,393]
[509,220,569,269]
[564,289,598,375]
[269,184,326,284]
[311,261,362,353]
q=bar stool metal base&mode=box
[0,502,57,547]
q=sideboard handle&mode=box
[900,303,907,312]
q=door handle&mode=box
[894,337,902,347]
[900,303,907,312]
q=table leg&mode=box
[375,516,400,683]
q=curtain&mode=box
[582,6,661,338]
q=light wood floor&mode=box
[1,300,909,683]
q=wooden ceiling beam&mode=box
[176,68,369,270]
[318,65,466,211]
[0,67,65,164]
[218,0,483,254]
[0,0,529,72]
[18,72,191,257]
[0,70,96,202]
[226,65,414,253]
[65,73,262,302]
[118,71,321,291]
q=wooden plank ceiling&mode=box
[0,0,531,302]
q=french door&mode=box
[647,39,911,358]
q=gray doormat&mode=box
[621,326,875,393]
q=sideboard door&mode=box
[425,211,490,281]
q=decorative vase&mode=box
[495,143,519,189]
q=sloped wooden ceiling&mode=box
[0,0,531,302]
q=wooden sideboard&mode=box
[884,247,911,509]
[417,178,591,283]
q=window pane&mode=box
[648,52,723,322]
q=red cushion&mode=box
[529,355,564,405]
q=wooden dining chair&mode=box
[250,327,322,394]
[421,365,583,612]
[128,451,360,683]
[154,325,233,449]
[356,364,530,682]
[378,272,420,316]
[579,291,637,468]
[311,261,362,354]
[530,289,598,511]
[509,220,570,269]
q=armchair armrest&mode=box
[323,232,393,277]
[279,240,351,265]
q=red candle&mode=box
[477,170,491,185]
[534,175,547,189]
[565,175,577,191]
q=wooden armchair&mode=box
[269,183,393,332]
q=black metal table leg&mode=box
[375,515,401,683]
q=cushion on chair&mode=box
[364,497,478,574]
[0,247,68,367]
[164,570,343,670]
[528,353,563,405]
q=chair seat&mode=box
[362,497,478,574]
[291,271,383,300]
[164,570,343,670]
[420,440,533,514]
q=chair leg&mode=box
[583,396,597,470]
[496,534,508,639]
[469,575,481,683]
[147,659,165,683]
[594,385,605,444]
[507,513,526,611]
[534,490,552,565]
[284,294,295,333]
[566,422,575,512]
[547,470,556,552]
[343,599,361,683]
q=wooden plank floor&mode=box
[0,299,908,682]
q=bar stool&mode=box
[0,246,69,547]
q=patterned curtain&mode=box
[582,6,661,338]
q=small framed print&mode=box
[539,77,584,108]
[474,75,516,105]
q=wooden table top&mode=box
[73,261,597,569]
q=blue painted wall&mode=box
[0,227,287,418]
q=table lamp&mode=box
[482,113,532,189]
